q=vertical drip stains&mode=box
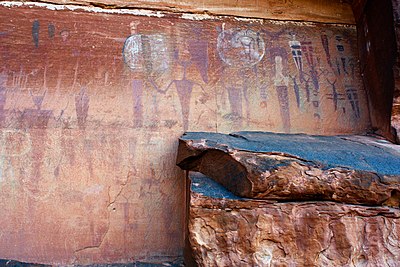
[345,85,361,118]
[75,87,90,130]
[132,79,144,128]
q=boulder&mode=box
[177,132,400,207]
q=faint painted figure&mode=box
[222,76,245,128]
[22,90,53,129]
[217,27,265,67]
[60,29,70,42]
[132,79,144,128]
[188,27,209,83]
[303,77,311,103]
[48,23,55,39]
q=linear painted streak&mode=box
[291,76,301,108]
[32,20,39,48]
[276,85,290,133]
[132,79,144,128]
[304,78,311,103]
[327,79,345,112]
[346,85,361,118]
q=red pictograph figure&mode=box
[301,41,323,94]
[150,44,208,131]
[335,35,348,76]
[321,32,333,68]
[326,78,345,112]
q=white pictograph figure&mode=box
[122,22,143,71]
[217,28,265,67]
[274,56,289,87]
[289,34,303,80]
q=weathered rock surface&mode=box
[178,132,400,207]
[188,172,400,267]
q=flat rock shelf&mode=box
[178,132,400,206]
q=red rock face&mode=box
[0,2,368,265]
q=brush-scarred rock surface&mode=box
[177,132,400,207]
[188,173,400,267]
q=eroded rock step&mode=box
[188,172,400,266]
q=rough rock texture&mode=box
[188,173,400,267]
[177,132,400,206]
[350,0,397,141]
[7,0,355,24]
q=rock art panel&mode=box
[0,2,372,265]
